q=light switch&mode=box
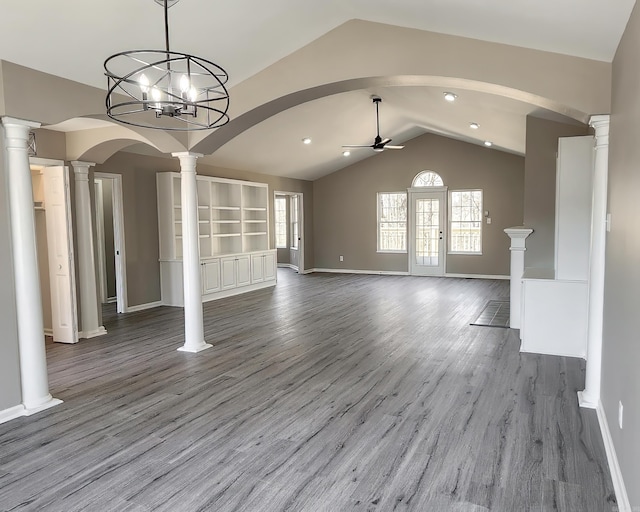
[486,217,491,224]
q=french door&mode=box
[408,189,446,276]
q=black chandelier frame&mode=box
[104,0,230,131]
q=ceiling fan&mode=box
[343,96,404,152]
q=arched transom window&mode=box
[412,171,444,187]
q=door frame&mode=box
[94,172,128,313]
[30,157,79,343]
[408,186,447,276]
[274,190,304,273]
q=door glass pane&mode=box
[415,198,439,266]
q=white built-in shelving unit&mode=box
[157,172,276,306]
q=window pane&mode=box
[275,196,287,248]
[449,190,482,253]
[378,192,407,252]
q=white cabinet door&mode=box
[264,252,276,281]
[236,255,251,287]
[251,253,265,283]
[202,259,220,294]
[220,257,237,290]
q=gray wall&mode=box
[101,179,116,299]
[523,116,590,269]
[35,209,52,331]
[602,3,640,507]
[313,132,524,275]
[0,125,23,411]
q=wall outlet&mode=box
[339,255,344,262]
[486,217,491,224]
[618,401,624,429]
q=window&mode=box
[412,171,444,187]
[449,190,482,254]
[291,194,299,250]
[377,192,407,252]
[274,195,287,248]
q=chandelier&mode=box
[104,0,230,131]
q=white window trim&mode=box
[448,189,483,255]
[377,191,408,254]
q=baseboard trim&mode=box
[307,268,509,279]
[79,326,108,339]
[310,268,410,276]
[445,273,510,280]
[106,297,117,304]
[277,263,298,271]
[0,404,26,425]
[595,400,631,512]
[43,328,53,337]
[126,300,163,313]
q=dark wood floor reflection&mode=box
[0,270,616,511]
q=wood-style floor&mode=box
[0,270,616,511]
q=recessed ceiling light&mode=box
[484,141,493,147]
[470,122,480,130]
[444,92,457,102]
[302,137,312,144]
[342,150,351,157]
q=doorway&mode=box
[408,188,446,276]
[274,191,304,273]
[30,158,79,344]
[94,173,128,313]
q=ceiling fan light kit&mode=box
[342,97,404,153]
[104,0,230,131]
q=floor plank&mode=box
[0,270,616,511]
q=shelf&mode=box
[199,235,210,239]
[244,220,267,224]
[244,207,267,211]
[212,206,241,211]
[244,232,268,236]
[198,206,209,210]
[212,220,240,224]
[212,233,242,238]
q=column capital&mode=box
[172,152,204,159]
[172,152,203,173]
[70,161,96,179]
[504,226,534,251]
[1,116,41,131]
[589,114,610,148]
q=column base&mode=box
[79,326,108,339]
[177,342,212,353]
[23,397,63,416]
[577,390,598,409]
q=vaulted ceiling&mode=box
[1,0,635,179]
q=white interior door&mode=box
[409,190,446,276]
[42,166,78,343]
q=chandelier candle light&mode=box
[104,0,230,131]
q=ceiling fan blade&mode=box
[384,145,404,150]
[380,138,392,145]
[342,144,372,148]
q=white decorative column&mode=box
[172,152,211,353]
[71,161,107,339]
[2,117,62,414]
[504,227,534,329]
[579,114,610,409]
